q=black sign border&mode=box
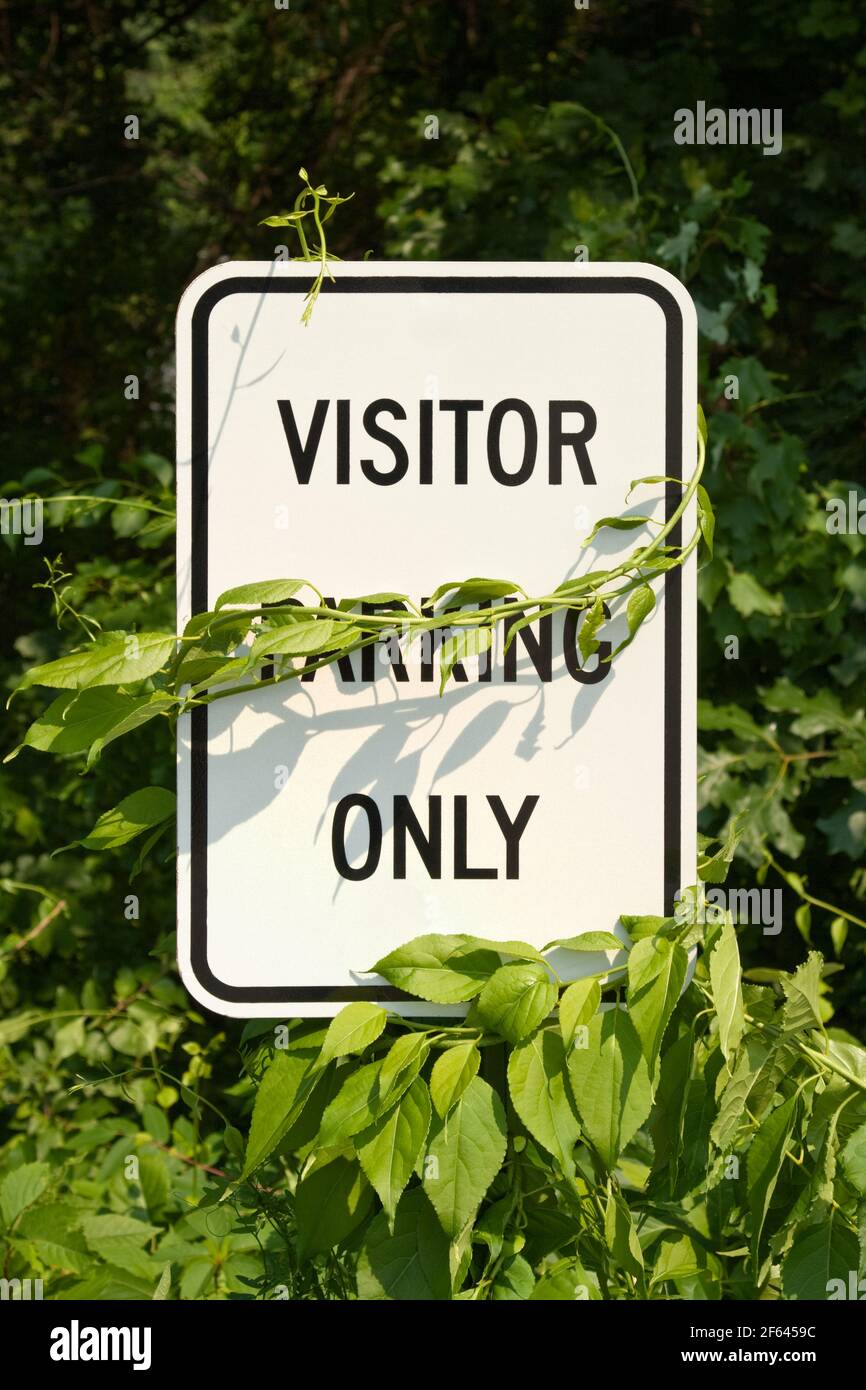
[188,274,685,1006]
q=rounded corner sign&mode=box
[176,261,697,1018]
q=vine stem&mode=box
[178,436,705,709]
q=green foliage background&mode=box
[1,0,864,1300]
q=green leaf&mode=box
[152,1264,171,1300]
[604,1187,644,1280]
[424,1076,507,1239]
[650,1232,709,1288]
[356,1076,431,1225]
[58,786,175,853]
[781,952,825,1034]
[429,577,519,606]
[378,1032,429,1100]
[56,1268,155,1301]
[429,1042,480,1119]
[567,1009,653,1170]
[438,628,492,694]
[319,1003,387,1066]
[259,213,309,226]
[697,483,715,557]
[841,1122,866,1194]
[357,1188,450,1301]
[16,1203,89,1272]
[530,1258,602,1300]
[491,1253,536,1299]
[0,1162,50,1226]
[13,632,175,695]
[508,1029,581,1178]
[459,935,543,961]
[545,931,625,953]
[295,1155,375,1259]
[699,813,749,884]
[581,515,653,547]
[578,597,604,662]
[7,689,172,766]
[709,919,745,1061]
[317,1060,388,1148]
[559,978,600,1050]
[782,1217,861,1300]
[242,1048,319,1178]
[250,618,358,660]
[728,572,783,619]
[215,579,310,608]
[369,934,501,1004]
[80,1213,160,1277]
[610,583,655,658]
[317,1049,424,1151]
[710,1039,767,1150]
[627,936,688,1072]
[476,962,557,1043]
[748,1093,799,1273]
[137,1151,170,1222]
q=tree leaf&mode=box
[438,629,492,694]
[357,1187,450,1300]
[319,1002,387,1066]
[581,515,653,547]
[0,1162,50,1226]
[578,597,604,662]
[560,978,600,1050]
[610,583,655,658]
[627,936,688,1072]
[215,579,310,608]
[58,786,175,853]
[13,632,175,695]
[781,952,825,1034]
[545,931,625,952]
[841,1122,866,1194]
[428,577,518,606]
[429,1042,480,1119]
[491,1252,536,1299]
[317,1060,389,1148]
[7,689,172,766]
[242,1048,319,1178]
[530,1258,602,1300]
[476,962,558,1043]
[508,1029,581,1177]
[356,1076,431,1225]
[424,1076,507,1239]
[782,1217,861,1300]
[377,1032,429,1100]
[80,1213,160,1277]
[747,1093,799,1274]
[567,1008,653,1169]
[250,618,358,660]
[604,1187,644,1279]
[369,934,501,1004]
[709,919,745,1061]
[16,1202,89,1273]
[295,1155,374,1259]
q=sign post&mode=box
[176,262,697,1016]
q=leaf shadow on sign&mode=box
[203,627,614,883]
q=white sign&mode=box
[176,262,697,1016]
